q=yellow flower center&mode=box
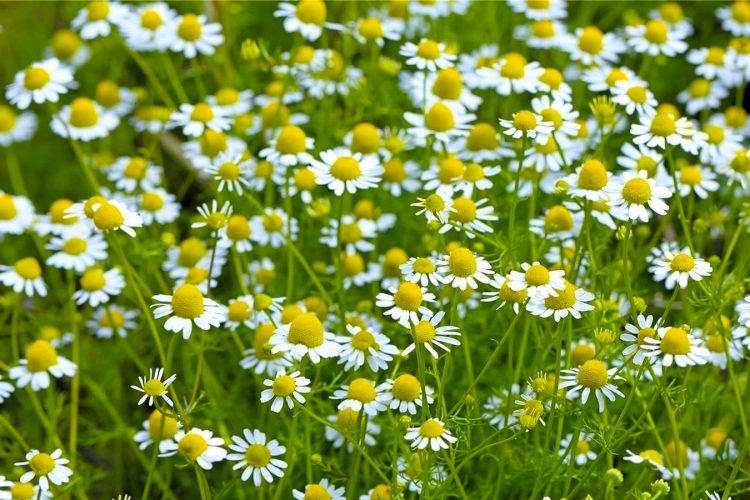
[575,440,590,455]
[330,156,362,181]
[26,340,58,372]
[343,253,365,277]
[383,247,408,276]
[640,449,664,465]
[732,150,750,173]
[261,102,291,129]
[87,0,110,21]
[660,327,691,355]
[438,156,465,183]
[29,452,56,476]
[432,68,463,100]
[412,257,435,274]
[359,17,384,39]
[93,203,124,230]
[544,280,577,310]
[650,113,677,137]
[466,123,498,151]
[215,88,239,106]
[416,39,440,60]
[540,108,562,130]
[462,163,484,183]
[262,213,284,232]
[577,359,608,388]
[288,312,324,347]
[190,103,214,123]
[143,378,166,396]
[80,268,106,291]
[475,55,498,69]
[705,428,728,449]
[513,110,538,132]
[100,309,124,328]
[532,20,556,38]
[0,195,17,220]
[621,178,652,205]
[350,329,376,352]
[578,26,604,54]
[606,68,629,88]
[528,0,551,8]
[276,125,307,154]
[637,327,657,345]
[293,167,316,190]
[544,205,574,232]
[351,122,380,154]
[252,323,277,360]
[24,66,51,90]
[525,264,550,286]
[394,282,423,311]
[141,8,163,30]
[96,80,120,108]
[177,238,207,268]
[448,247,477,277]
[171,284,205,319]
[733,1,750,22]
[688,79,711,98]
[348,378,376,402]
[705,334,725,353]
[679,165,702,186]
[142,192,165,212]
[62,237,88,256]
[272,374,297,397]
[245,444,271,467]
[52,29,82,60]
[660,2,684,22]
[253,160,273,179]
[178,14,203,42]
[200,130,228,157]
[296,0,327,25]
[225,299,249,322]
[69,98,99,128]
[644,20,668,44]
[148,409,178,441]
[706,46,725,66]
[0,105,17,132]
[500,52,527,78]
[424,103,455,132]
[414,320,436,343]
[303,484,332,500]
[540,68,563,89]
[392,374,421,401]
[225,216,251,243]
[626,86,648,104]
[670,253,695,273]
[48,199,74,224]
[501,282,528,303]
[704,124,725,145]
[571,344,597,369]
[370,484,392,500]
[419,419,444,438]
[15,257,42,280]
[178,433,209,461]
[124,157,148,180]
[423,193,446,213]
[450,197,477,223]
[213,162,242,183]
[382,158,406,182]
[575,159,607,190]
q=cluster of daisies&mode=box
[1,0,750,498]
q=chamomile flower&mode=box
[507,0,567,20]
[718,1,750,36]
[701,428,739,460]
[411,186,456,224]
[51,97,119,142]
[138,189,181,225]
[687,46,734,82]
[94,80,136,117]
[677,79,729,116]
[481,274,529,314]
[649,247,712,289]
[336,324,399,372]
[704,331,744,370]
[0,374,13,404]
[676,164,720,198]
[134,409,181,453]
[71,1,125,40]
[559,432,597,466]
[380,157,421,196]
[227,429,287,486]
[401,255,443,287]
[9,340,77,391]
[90,200,144,237]
[621,314,660,364]
[381,374,434,415]
[160,428,227,470]
[405,418,457,451]
[376,281,436,327]
[151,284,225,339]
[240,323,292,376]
[45,231,106,273]
[700,125,742,165]
[192,199,233,236]
[331,378,387,416]
[563,159,612,202]
[531,95,580,138]
[515,20,569,50]
[403,311,461,359]
[405,101,475,145]
[130,368,176,407]
[161,13,224,58]
[206,88,254,117]
[397,455,447,494]
[626,19,688,56]
[15,449,73,491]
[0,193,35,236]
[351,16,402,46]
[477,52,543,96]
[507,261,566,300]
[630,112,703,153]
[260,125,315,167]
[275,0,343,42]
[107,156,161,193]
[169,102,231,138]
[73,267,125,307]
[0,257,47,297]
[500,110,554,143]
[260,370,311,412]
[311,148,383,196]
[436,247,494,290]
[0,105,37,146]
[482,385,522,430]
[204,154,252,194]
[612,80,658,117]
[400,38,455,71]
[641,326,710,367]
[623,449,671,476]
[526,280,595,321]
[441,196,498,238]
[582,65,637,93]
[605,170,672,223]
[5,58,74,109]
[120,2,177,52]
[565,26,625,66]
[46,28,90,70]
[558,359,625,412]
[293,479,346,500]
[270,311,341,363]
[87,305,138,339]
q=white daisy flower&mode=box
[676,164,720,198]
[481,274,529,315]
[15,449,73,491]
[482,385,522,430]
[160,428,227,470]
[558,359,625,412]
[274,0,343,42]
[0,192,35,235]
[94,80,136,118]
[404,101,475,145]
[259,125,315,167]
[106,156,162,193]
[403,310,461,359]
[436,247,494,290]
[240,322,292,376]
[531,95,580,138]
[621,314,661,364]
[399,38,455,71]
[581,65,637,93]
[336,324,399,372]
[411,185,456,225]
[611,80,658,117]
[376,281,436,327]
[626,19,688,56]
[351,15,402,46]
[71,0,126,40]
[380,374,434,415]
[206,88,254,117]
[649,247,712,289]
[134,409,181,453]
[5,58,74,109]
[311,148,383,196]
[507,261,566,300]
[563,159,612,202]
[526,280,595,322]
[260,370,311,413]
[227,429,287,486]
[130,367,176,407]
[0,105,37,146]
[677,79,729,116]
[293,478,346,500]
[119,2,178,52]
[405,418,457,451]
[169,102,231,138]
[90,200,144,237]
[151,284,225,340]
[499,109,554,144]
[160,13,224,58]
[507,0,567,20]
[73,267,125,307]
[630,112,705,153]
[641,326,710,367]
[605,170,672,223]
[699,125,742,166]
[45,230,107,273]
[687,46,734,83]
[9,340,77,391]
[331,377,388,416]
[50,97,119,142]
[514,20,569,50]
[477,53,544,96]
[138,189,181,225]
[718,1,750,36]
[401,255,443,287]
[0,257,47,297]
[564,26,625,66]
[87,305,138,339]
[270,312,341,363]
[204,153,252,194]
[559,432,597,466]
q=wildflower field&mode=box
[3,0,750,498]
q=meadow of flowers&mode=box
[2,0,750,498]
